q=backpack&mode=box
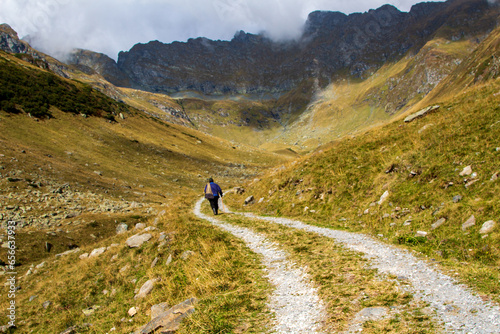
[205,183,214,199]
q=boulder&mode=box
[134,279,155,299]
[151,302,169,319]
[126,233,152,248]
[89,247,106,258]
[415,231,428,237]
[462,215,476,231]
[377,191,389,205]
[135,223,146,230]
[459,166,473,176]
[116,223,128,234]
[404,105,440,123]
[134,298,197,334]
[244,195,254,205]
[479,220,497,234]
[431,218,447,230]
[128,306,138,317]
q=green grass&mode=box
[217,211,437,333]
[225,78,500,303]
[1,198,272,333]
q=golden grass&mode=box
[1,198,273,333]
[219,212,437,333]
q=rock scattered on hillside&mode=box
[244,195,254,205]
[378,191,389,205]
[479,220,496,235]
[431,218,447,230]
[404,105,440,123]
[134,279,156,299]
[116,223,128,234]
[462,215,476,231]
[126,233,152,248]
[128,307,138,317]
[134,297,197,334]
[459,165,473,176]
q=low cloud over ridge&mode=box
[0,0,446,60]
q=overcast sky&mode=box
[0,0,447,60]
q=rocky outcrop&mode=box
[134,298,197,334]
[67,0,498,97]
[0,24,69,78]
[68,49,131,87]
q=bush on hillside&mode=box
[0,56,128,119]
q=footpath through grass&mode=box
[225,79,500,304]
[216,210,438,333]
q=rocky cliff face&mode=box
[65,0,498,97]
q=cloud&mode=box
[0,0,446,60]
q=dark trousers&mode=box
[208,196,219,215]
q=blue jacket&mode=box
[205,182,223,197]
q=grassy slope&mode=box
[225,75,500,302]
[272,34,479,152]
[0,52,289,332]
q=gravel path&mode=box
[194,198,326,333]
[239,212,500,334]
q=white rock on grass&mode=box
[89,247,106,258]
[431,218,447,230]
[116,223,128,234]
[378,191,389,205]
[128,307,137,317]
[479,220,497,234]
[134,279,155,299]
[462,215,476,231]
[126,234,152,248]
[459,165,473,176]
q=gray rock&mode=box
[126,233,152,248]
[135,223,146,230]
[404,105,440,123]
[116,223,128,234]
[453,195,462,203]
[134,297,197,334]
[134,279,155,299]
[462,215,476,231]
[244,195,254,205]
[150,257,158,268]
[42,300,51,309]
[59,327,77,334]
[89,247,106,258]
[165,254,173,266]
[431,218,447,230]
[181,250,195,260]
[479,220,496,234]
[377,191,389,205]
[151,302,169,319]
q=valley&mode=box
[0,0,499,332]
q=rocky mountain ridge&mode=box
[68,0,498,97]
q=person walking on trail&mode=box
[204,178,223,215]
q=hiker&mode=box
[204,177,223,215]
